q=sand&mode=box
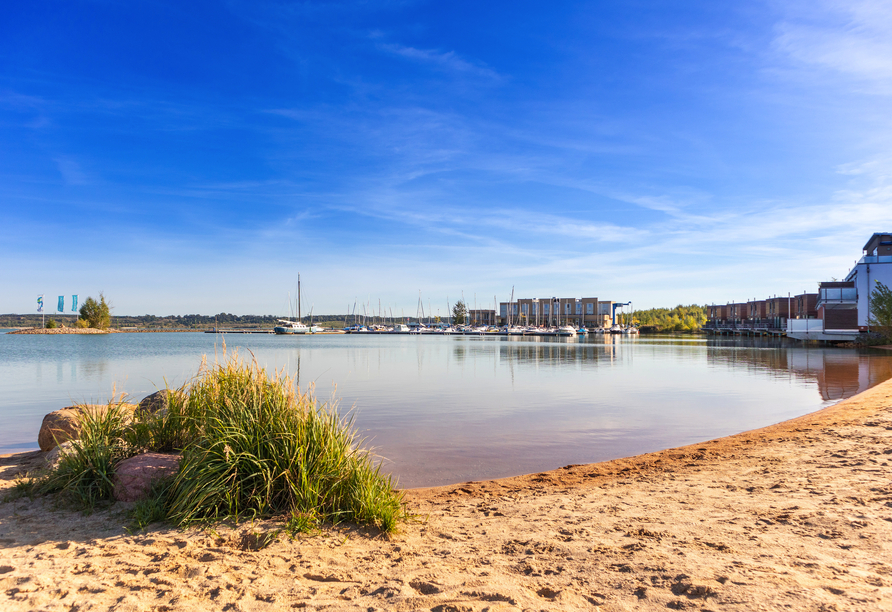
[2,380,892,611]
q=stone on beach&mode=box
[37,404,137,452]
[44,441,75,470]
[137,389,175,415]
[113,453,181,502]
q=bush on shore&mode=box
[869,281,892,342]
[78,293,112,329]
[31,352,406,534]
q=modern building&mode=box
[467,309,497,326]
[792,293,818,319]
[788,232,892,340]
[498,297,615,328]
[706,294,815,332]
[845,232,892,330]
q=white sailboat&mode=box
[275,275,310,335]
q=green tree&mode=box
[452,300,468,325]
[79,293,112,329]
[868,281,892,341]
[45,318,58,329]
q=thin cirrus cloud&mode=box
[377,42,501,80]
[773,0,892,88]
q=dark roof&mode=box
[863,232,892,251]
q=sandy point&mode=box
[3,380,892,611]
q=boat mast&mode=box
[297,274,301,324]
[509,286,514,327]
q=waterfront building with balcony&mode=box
[845,232,892,330]
[498,297,614,328]
[787,232,892,341]
[787,282,858,341]
[792,293,818,319]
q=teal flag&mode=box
[37,295,44,313]
[72,295,78,312]
[58,296,64,312]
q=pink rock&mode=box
[113,453,180,502]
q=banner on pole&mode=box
[37,295,44,313]
[72,295,78,312]
[58,296,64,312]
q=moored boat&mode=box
[274,319,310,334]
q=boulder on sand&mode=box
[38,403,137,452]
[137,389,175,415]
[113,453,181,502]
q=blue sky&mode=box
[2,1,891,316]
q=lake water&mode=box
[2,331,891,488]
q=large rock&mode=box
[113,453,181,502]
[137,389,175,415]
[44,440,75,470]
[37,403,137,452]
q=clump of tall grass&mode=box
[32,352,406,534]
[165,355,405,533]
[40,401,133,510]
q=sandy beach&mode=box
[2,380,892,611]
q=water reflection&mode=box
[2,333,892,487]
[704,338,892,401]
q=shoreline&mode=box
[3,380,892,610]
[5,328,209,334]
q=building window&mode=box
[575,302,582,315]
[565,303,571,315]
[587,303,593,314]
[522,304,528,315]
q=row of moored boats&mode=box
[274,320,639,336]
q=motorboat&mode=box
[391,324,410,333]
[557,325,577,337]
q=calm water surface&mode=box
[2,331,891,487]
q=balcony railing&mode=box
[857,255,892,264]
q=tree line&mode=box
[626,304,707,332]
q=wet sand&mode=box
[2,379,892,610]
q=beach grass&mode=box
[34,352,407,533]
[40,401,132,511]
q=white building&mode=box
[845,232,892,330]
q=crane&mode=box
[612,302,631,327]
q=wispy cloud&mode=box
[773,0,892,92]
[377,42,500,80]
[54,157,90,186]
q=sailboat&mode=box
[275,275,310,335]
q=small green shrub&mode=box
[45,318,58,329]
